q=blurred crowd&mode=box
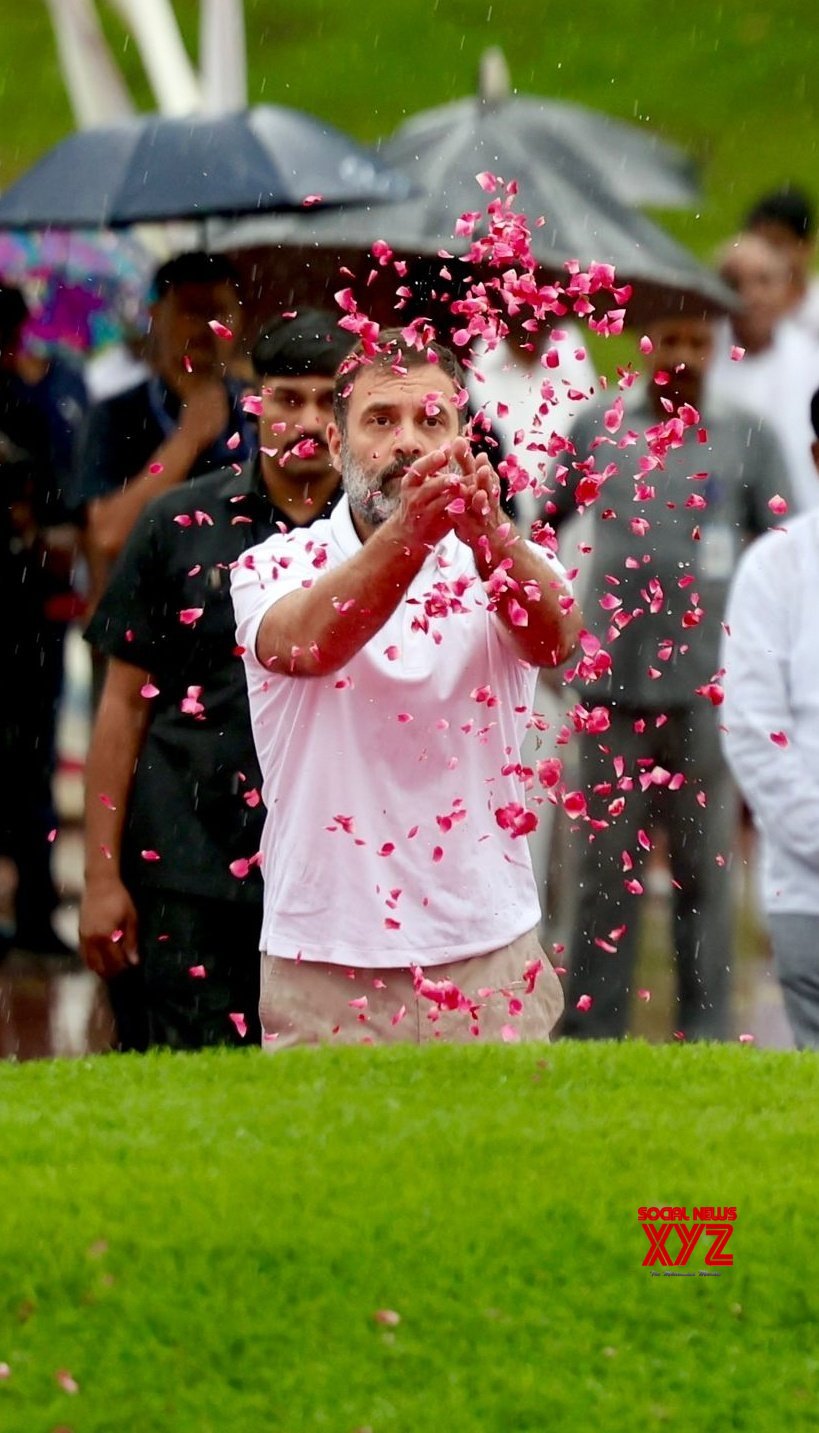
[3,183,819,1052]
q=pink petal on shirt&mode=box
[384,645,400,660]
[378,842,395,857]
[769,730,789,748]
[507,598,529,627]
[397,712,413,723]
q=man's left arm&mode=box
[454,451,582,667]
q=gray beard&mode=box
[342,450,405,527]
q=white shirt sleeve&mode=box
[230,530,324,670]
[721,533,819,869]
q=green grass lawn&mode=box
[1,1041,817,1431]
[0,0,818,260]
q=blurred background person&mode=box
[78,311,350,1050]
[0,284,87,958]
[549,312,790,1041]
[467,317,597,936]
[721,389,819,1049]
[708,233,819,511]
[744,186,819,341]
[72,250,256,612]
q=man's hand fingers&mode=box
[401,448,451,487]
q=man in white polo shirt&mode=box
[231,330,581,1047]
[720,388,819,1048]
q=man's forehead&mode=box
[351,365,458,408]
[164,281,238,310]
[650,317,713,342]
[263,374,334,393]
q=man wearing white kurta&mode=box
[721,391,819,1048]
[231,333,581,1048]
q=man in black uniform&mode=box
[79,311,351,1049]
[73,250,254,611]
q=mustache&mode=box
[376,457,410,487]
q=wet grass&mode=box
[0,1041,818,1430]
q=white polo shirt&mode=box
[231,496,569,967]
[721,511,819,913]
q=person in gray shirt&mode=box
[546,312,790,1040]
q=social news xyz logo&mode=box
[638,1207,737,1267]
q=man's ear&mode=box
[327,422,343,474]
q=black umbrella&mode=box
[386,49,700,213]
[213,162,730,332]
[0,106,411,230]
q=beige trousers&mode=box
[259,928,564,1050]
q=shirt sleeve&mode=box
[741,418,795,536]
[70,391,157,513]
[721,532,819,869]
[84,505,171,671]
[231,531,320,669]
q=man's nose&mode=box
[390,421,424,456]
[296,405,327,435]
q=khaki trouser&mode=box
[259,928,564,1050]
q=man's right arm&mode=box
[84,379,231,567]
[244,452,460,677]
[79,658,152,979]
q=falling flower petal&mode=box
[208,319,233,340]
[229,1012,247,1038]
[576,994,593,1012]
